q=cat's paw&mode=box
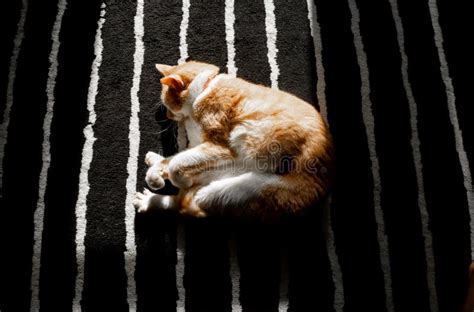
[146,164,166,190]
[134,188,154,213]
[145,151,165,167]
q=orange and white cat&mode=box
[133,61,334,221]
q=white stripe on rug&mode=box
[0,0,28,195]
[306,0,327,120]
[347,1,394,311]
[176,0,190,151]
[72,4,106,311]
[124,0,145,309]
[229,238,241,312]
[176,0,189,150]
[225,1,241,311]
[323,197,345,311]
[176,222,186,312]
[263,1,287,310]
[388,1,439,310]
[226,1,242,311]
[31,0,68,310]
[263,0,279,90]
[306,2,345,311]
[176,1,191,311]
[225,0,237,78]
[279,246,289,312]
[428,0,474,258]
[264,0,288,312]
[178,0,190,65]
[264,1,287,309]
[176,0,191,151]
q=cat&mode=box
[133,61,334,221]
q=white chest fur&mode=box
[184,117,202,148]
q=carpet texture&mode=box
[0,0,472,311]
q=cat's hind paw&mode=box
[134,188,154,213]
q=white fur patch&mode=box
[194,172,281,208]
[184,70,219,112]
[228,118,277,172]
[162,70,217,120]
[184,117,202,148]
[193,74,230,108]
[133,190,175,212]
[179,73,232,151]
[134,189,154,213]
[161,195,172,209]
[168,146,209,188]
[169,146,208,170]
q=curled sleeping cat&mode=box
[133,61,334,221]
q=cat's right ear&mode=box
[155,64,173,76]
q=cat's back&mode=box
[213,75,318,123]
[212,75,329,163]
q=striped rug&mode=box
[0,0,472,311]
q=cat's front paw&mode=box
[145,151,165,167]
[146,165,166,190]
[134,188,154,213]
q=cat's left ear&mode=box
[155,64,173,76]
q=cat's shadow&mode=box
[135,195,332,309]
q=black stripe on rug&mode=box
[233,0,270,86]
[0,0,59,309]
[275,0,317,106]
[233,1,285,310]
[38,0,102,310]
[274,0,334,310]
[234,1,287,310]
[237,223,282,311]
[315,0,387,310]
[287,214,334,311]
[81,1,136,310]
[185,2,233,311]
[397,1,471,311]
[135,0,183,310]
[187,0,227,72]
[355,0,432,310]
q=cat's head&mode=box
[155,61,220,121]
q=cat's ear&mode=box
[155,64,173,76]
[160,74,185,91]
